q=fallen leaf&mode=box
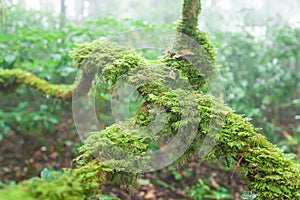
[210,173,220,188]
[144,190,156,200]
[181,49,194,55]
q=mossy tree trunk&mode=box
[177,0,201,37]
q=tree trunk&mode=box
[0,0,6,33]
[74,0,85,21]
[87,0,96,18]
[177,0,201,37]
[60,0,66,29]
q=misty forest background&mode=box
[1,0,300,199]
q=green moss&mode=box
[1,2,300,198]
[176,0,216,62]
[0,40,144,100]
[79,121,153,172]
[177,0,201,37]
[202,104,300,199]
[0,162,106,200]
[74,43,300,198]
[163,57,206,90]
[1,37,300,199]
[102,54,146,85]
[0,69,74,100]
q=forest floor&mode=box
[0,117,246,200]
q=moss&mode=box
[163,57,206,90]
[1,1,300,199]
[2,38,300,198]
[176,0,216,62]
[75,44,300,198]
[0,161,106,200]
[70,40,146,98]
[1,37,300,199]
[177,0,201,37]
[79,121,154,172]
[0,69,74,100]
[102,54,146,86]
[0,40,144,100]
[172,0,217,94]
[70,40,128,70]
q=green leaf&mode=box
[40,168,56,180]
[137,178,151,185]
[4,55,16,64]
[40,168,63,182]
[99,194,120,200]
[0,181,4,188]
[101,167,114,172]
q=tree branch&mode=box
[0,1,299,199]
[177,0,201,37]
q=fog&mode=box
[12,0,300,30]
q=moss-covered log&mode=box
[0,0,299,199]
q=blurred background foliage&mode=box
[0,0,300,163]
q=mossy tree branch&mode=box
[0,0,299,199]
[1,38,300,199]
[0,41,139,100]
[0,69,74,100]
[177,0,201,37]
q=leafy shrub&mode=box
[216,24,300,146]
[186,178,232,200]
[0,3,168,140]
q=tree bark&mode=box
[0,0,6,33]
[177,0,201,37]
[60,0,66,29]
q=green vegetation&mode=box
[0,0,300,199]
[217,25,300,145]
[186,179,232,200]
